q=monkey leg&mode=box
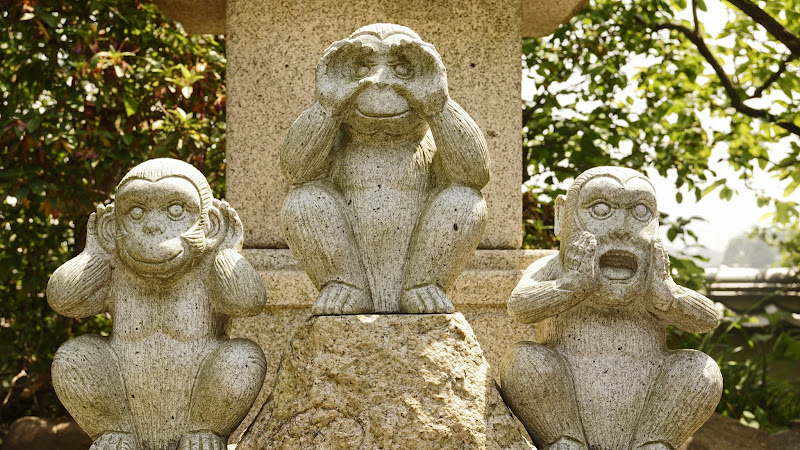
[400,185,487,313]
[51,335,137,445]
[184,338,266,441]
[281,181,372,315]
[630,350,722,449]
[499,342,587,450]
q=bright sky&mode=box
[522,0,800,256]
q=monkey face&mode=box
[115,177,203,279]
[575,175,658,304]
[336,34,435,137]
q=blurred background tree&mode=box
[0,0,226,423]
[522,0,799,431]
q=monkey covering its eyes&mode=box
[500,167,722,450]
[280,23,490,315]
[48,159,268,450]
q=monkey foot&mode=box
[177,431,226,450]
[399,284,455,314]
[90,432,138,450]
[544,437,588,450]
[312,282,372,315]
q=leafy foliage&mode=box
[522,0,800,242]
[0,0,226,420]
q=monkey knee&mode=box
[282,182,343,219]
[433,185,486,216]
[500,342,570,394]
[660,350,722,397]
[200,339,266,398]
[53,335,115,377]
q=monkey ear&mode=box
[94,203,117,255]
[206,199,244,251]
[554,195,566,238]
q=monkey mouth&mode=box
[355,109,410,119]
[127,249,183,266]
[598,250,638,282]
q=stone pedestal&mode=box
[229,249,550,441]
[236,313,533,449]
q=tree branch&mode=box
[725,0,800,57]
[653,22,800,137]
[752,57,795,98]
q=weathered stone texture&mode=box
[236,314,533,450]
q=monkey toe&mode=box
[428,285,455,313]
[90,431,138,450]
[178,431,226,450]
[313,282,370,315]
[400,284,454,314]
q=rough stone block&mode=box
[236,313,533,449]
[228,248,547,442]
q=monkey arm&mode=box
[211,249,267,317]
[507,254,586,325]
[280,101,340,185]
[653,284,719,333]
[46,251,111,318]
[428,99,490,190]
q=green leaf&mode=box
[26,116,43,132]
[181,85,193,99]
[123,97,138,117]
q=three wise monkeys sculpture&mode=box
[44,22,725,450]
[48,159,267,450]
[280,23,491,315]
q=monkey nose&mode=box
[365,68,390,87]
[143,222,165,235]
[609,228,631,241]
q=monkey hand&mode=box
[645,237,679,312]
[316,38,371,118]
[390,39,449,118]
[85,204,115,257]
[556,231,597,297]
[214,199,244,252]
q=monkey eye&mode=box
[589,202,612,219]
[167,203,185,219]
[392,63,413,79]
[353,63,370,78]
[128,206,144,220]
[632,203,651,221]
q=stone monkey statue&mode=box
[281,23,490,315]
[48,159,268,450]
[500,167,722,450]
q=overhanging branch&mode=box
[725,0,800,57]
[652,22,800,137]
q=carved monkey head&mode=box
[555,167,659,304]
[319,23,446,138]
[97,159,225,280]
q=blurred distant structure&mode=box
[706,267,800,317]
